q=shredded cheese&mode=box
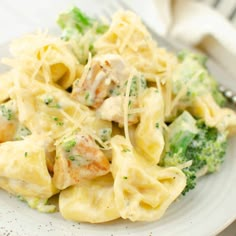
[123,71,135,145]
[128,108,145,115]
[3,32,79,89]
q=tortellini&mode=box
[94,11,177,82]
[10,75,89,140]
[135,88,165,164]
[111,135,186,221]
[59,174,119,223]
[0,135,58,198]
[189,94,236,136]
[4,33,81,89]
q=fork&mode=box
[99,0,236,105]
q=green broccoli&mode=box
[57,7,108,37]
[188,120,227,173]
[57,7,93,35]
[160,111,227,195]
[173,51,226,107]
[57,7,108,64]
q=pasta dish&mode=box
[0,7,235,223]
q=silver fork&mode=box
[99,0,236,105]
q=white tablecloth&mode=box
[0,0,235,235]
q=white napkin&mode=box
[153,0,236,77]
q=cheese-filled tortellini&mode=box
[111,135,186,221]
[5,33,81,89]
[53,132,110,189]
[135,88,165,164]
[94,11,177,82]
[11,75,112,142]
[0,135,58,198]
[11,75,89,140]
[189,94,236,136]
[59,174,120,223]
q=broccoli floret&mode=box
[160,112,199,194]
[187,120,227,173]
[181,168,197,195]
[57,7,108,64]
[167,111,198,153]
[57,7,108,37]
[57,7,93,35]
[173,51,226,107]
[177,51,207,67]
[160,111,227,195]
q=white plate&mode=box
[0,35,236,236]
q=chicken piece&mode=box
[53,133,110,189]
[97,73,147,126]
[72,54,130,108]
[0,100,19,142]
[97,96,139,126]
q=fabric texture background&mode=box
[154,0,236,77]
